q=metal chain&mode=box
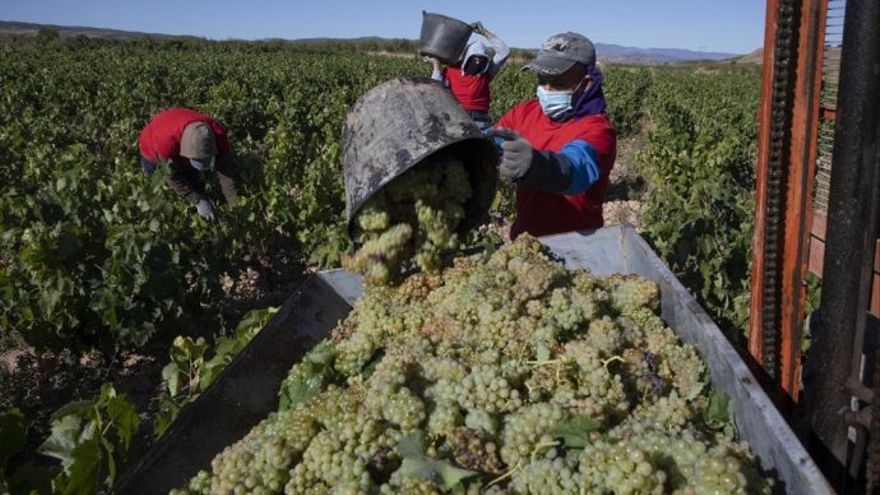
[761,0,798,378]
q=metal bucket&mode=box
[341,77,497,235]
[419,11,473,65]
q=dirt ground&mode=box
[0,244,308,459]
[603,133,648,229]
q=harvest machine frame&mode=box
[748,0,880,490]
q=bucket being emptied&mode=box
[419,11,473,65]
[341,77,497,236]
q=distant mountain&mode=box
[594,43,740,65]
[0,20,200,40]
[736,47,764,64]
[285,36,411,45]
[0,20,744,65]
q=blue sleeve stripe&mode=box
[559,139,601,194]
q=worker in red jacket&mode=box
[429,22,509,130]
[138,108,238,221]
[489,32,617,239]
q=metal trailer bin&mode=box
[114,225,833,495]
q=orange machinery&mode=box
[748,0,879,490]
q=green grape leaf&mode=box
[100,437,116,485]
[162,362,182,397]
[278,365,328,411]
[198,360,227,392]
[550,414,603,448]
[704,387,733,429]
[58,437,102,495]
[38,415,85,467]
[395,457,477,490]
[396,430,426,458]
[104,393,140,451]
[278,342,338,411]
[234,306,279,335]
[170,336,208,365]
[0,409,27,466]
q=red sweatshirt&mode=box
[443,66,492,112]
[138,108,231,167]
[496,100,617,239]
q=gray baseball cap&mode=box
[524,32,597,75]
[180,121,217,160]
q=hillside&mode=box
[1,20,744,65]
[595,42,738,65]
[0,20,199,40]
[737,47,764,64]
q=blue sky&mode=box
[0,0,766,54]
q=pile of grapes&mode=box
[173,236,773,495]
[342,156,473,285]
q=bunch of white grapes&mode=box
[342,155,472,285]
[173,236,774,495]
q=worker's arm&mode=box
[427,57,447,85]
[215,153,239,203]
[166,163,217,221]
[489,129,601,194]
[166,162,207,204]
[473,22,510,78]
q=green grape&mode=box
[500,402,565,466]
[510,457,579,495]
[464,408,499,435]
[607,274,661,315]
[377,387,426,431]
[342,223,413,285]
[577,437,667,495]
[356,204,390,232]
[344,157,473,285]
[427,400,463,436]
[380,477,445,495]
[175,235,773,495]
[455,364,523,414]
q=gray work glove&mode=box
[488,128,577,193]
[488,128,535,181]
[195,199,216,222]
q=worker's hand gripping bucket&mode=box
[341,77,498,236]
[418,11,473,65]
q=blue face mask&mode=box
[536,86,574,121]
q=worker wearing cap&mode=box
[489,32,616,239]
[138,108,238,221]
[429,22,510,130]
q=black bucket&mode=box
[419,11,473,65]
[341,77,497,236]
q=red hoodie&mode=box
[496,100,617,239]
[443,65,492,112]
[138,108,231,167]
